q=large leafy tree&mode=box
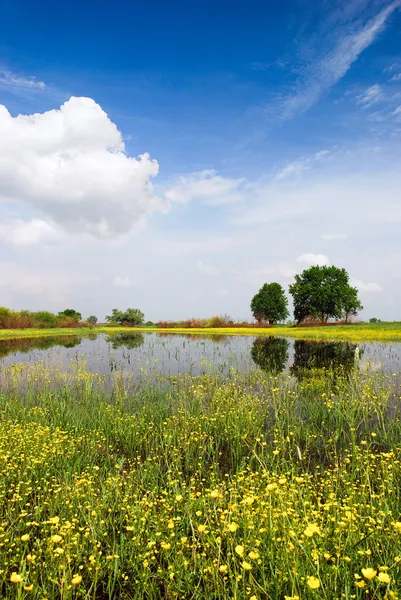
[289,265,363,323]
[106,308,145,327]
[251,282,289,324]
[58,309,82,322]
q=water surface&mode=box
[0,332,400,380]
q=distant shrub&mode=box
[87,315,98,325]
[57,316,81,328]
[33,311,59,328]
[205,315,234,328]
[184,318,208,328]
[369,317,381,323]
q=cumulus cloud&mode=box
[165,170,245,205]
[0,219,63,245]
[113,276,133,288]
[297,253,329,266]
[0,97,167,238]
[352,279,383,292]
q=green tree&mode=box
[33,311,59,328]
[58,309,82,322]
[250,282,289,324]
[289,265,363,324]
[342,286,363,322]
[105,308,145,327]
[87,315,98,325]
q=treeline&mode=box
[0,307,94,329]
[156,316,270,329]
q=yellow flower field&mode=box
[0,361,400,597]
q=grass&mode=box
[0,359,401,598]
[155,321,401,342]
[0,327,128,341]
[1,321,401,343]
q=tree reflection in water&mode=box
[290,339,359,380]
[106,332,145,350]
[250,337,290,375]
[0,335,83,359]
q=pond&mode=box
[0,332,400,380]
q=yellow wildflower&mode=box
[362,568,377,580]
[24,585,34,591]
[219,565,228,573]
[235,545,244,556]
[71,575,82,585]
[304,524,321,537]
[307,576,320,589]
[242,561,252,570]
[378,572,391,584]
[21,534,30,542]
[10,573,23,584]
[228,522,239,532]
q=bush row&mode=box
[156,315,273,329]
[0,307,91,329]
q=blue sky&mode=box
[0,0,400,321]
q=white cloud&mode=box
[165,170,245,205]
[357,83,383,106]
[197,261,219,276]
[0,97,167,238]
[275,149,331,180]
[275,160,309,180]
[390,73,401,81]
[321,233,348,240]
[297,253,329,266]
[0,69,46,93]
[280,2,400,119]
[234,266,295,285]
[0,261,95,305]
[0,219,63,245]
[352,279,383,292]
[113,276,133,288]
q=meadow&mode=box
[1,321,401,343]
[0,355,401,598]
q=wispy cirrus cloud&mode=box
[279,1,400,119]
[357,83,383,106]
[0,68,47,93]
